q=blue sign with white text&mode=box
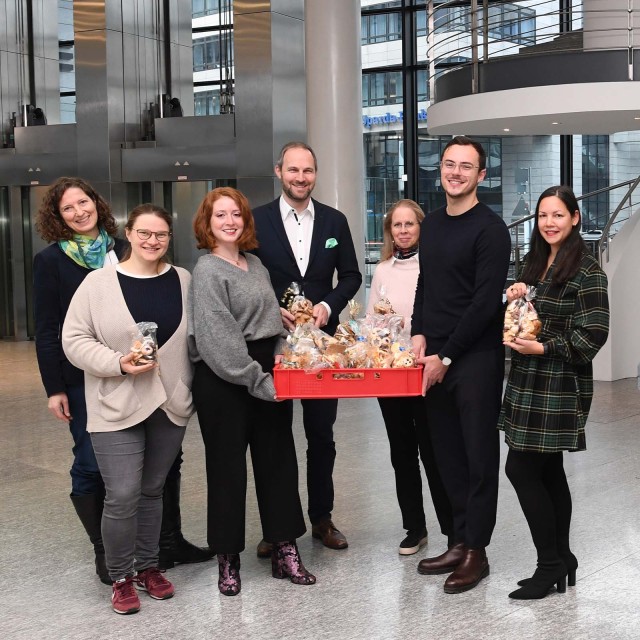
[362,109,427,129]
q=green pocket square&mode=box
[325,238,338,249]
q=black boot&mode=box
[158,472,213,570]
[509,559,567,599]
[70,494,111,585]
[517,548,578,588]
[556,537,578,587]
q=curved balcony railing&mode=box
[427,1,636,100]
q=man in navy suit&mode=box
[252,142,362,552]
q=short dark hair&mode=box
[276,142,318,171]
[193,187,258,251]
[441,135,487,171]
[35,176,118,243]
[521,185,586,285]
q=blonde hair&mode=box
[380,199,425,261]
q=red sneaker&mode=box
[135,567,175,600]
[112,576,141,615]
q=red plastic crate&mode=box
[273,365,423,399]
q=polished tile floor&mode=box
[2,340,640,640]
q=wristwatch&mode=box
[438,353,452,366]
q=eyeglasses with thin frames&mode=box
[133,229,172,241]
[392,222,417,230]
[441,160,480,173]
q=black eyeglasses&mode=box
[133,229,172,241]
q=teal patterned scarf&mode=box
[58,227,114,270]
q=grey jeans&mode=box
[91,409,185,580]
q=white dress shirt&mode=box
[279,195,315,276]
[278,195,331,319]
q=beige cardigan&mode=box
[62,265,194,432]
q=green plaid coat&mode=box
[498,252,609,452]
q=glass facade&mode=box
[186,0,634,256]
[581,135,610,231]
[193,0,232,19]
[193,34,234,72]
[192,0,234,116]
[194,89,222,116]
[362,71,403,107]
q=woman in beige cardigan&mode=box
[62,203,193,615]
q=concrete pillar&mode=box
[305,0,366,305]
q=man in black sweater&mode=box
[411,136,511,593]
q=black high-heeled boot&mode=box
[509,560,567,600]
[517,551,578,587]
[556,534,578,587]
[271,542,316,585]
[217,554,241,596]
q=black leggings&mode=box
[505,448,573,559]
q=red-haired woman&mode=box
[188,187,315,596]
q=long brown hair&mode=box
[193,187,258,251]
[521,185,587,285]
[35,177,117,242]
[380,199,425,261]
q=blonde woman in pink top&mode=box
[367,199,453,556]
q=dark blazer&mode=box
[33,238,127,396]
[252,197,362,334]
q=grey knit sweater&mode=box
[187,252,287,401]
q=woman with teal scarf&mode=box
[34,177,125,585]
[34,177,211,586]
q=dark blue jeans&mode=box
[67,384,103,496]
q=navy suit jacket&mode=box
[252,198,362,334]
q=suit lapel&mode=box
[265,199,300,274]
[308,199,327,270]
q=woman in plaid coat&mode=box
[499,185,609,600]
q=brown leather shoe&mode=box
[256,539,273,558]
[417,542,467,575]
[311,519,348,550]
[443,548,490,594]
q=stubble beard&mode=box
[284,183,314,204]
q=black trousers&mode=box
[505,449,572,560]
[193,341,306,554]
[425,348,503,549]
[301,398,338,524]
[377,396,453,537]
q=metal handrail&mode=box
[599,174,640,263]
[506,178,639,231]
[507,176,640,273]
